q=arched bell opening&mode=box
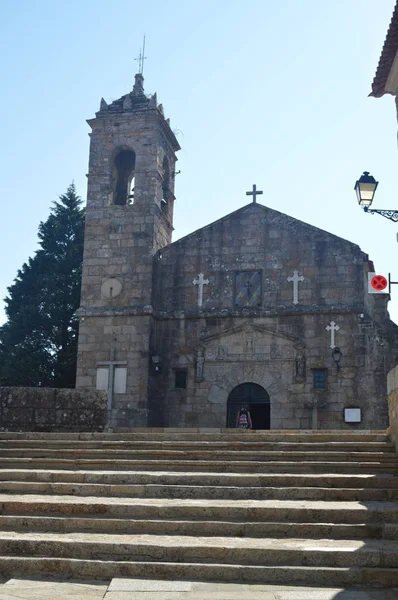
[227,382,270,430]
[113,150,136,206]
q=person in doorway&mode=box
[236,405,253,430]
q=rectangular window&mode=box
[96,367,109,391]
[114,367,127,394]
[175,370,187,389]
[96,366,127,394]
[313,369,327,390]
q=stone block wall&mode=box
[150,203,398,430]
[388,364,398,449]
[0,388,107,432]
[152,311,392,430]
[76,88,180,426]
[76,314,153,428]
[154,204,368,313]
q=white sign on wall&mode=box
[344,408,361,423]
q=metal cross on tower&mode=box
[134,35,147,75]
[246,184,263,203]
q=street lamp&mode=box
[354,172,398,222]
[332,347,342,371]
[354,171,378,207]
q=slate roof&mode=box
[370,1,398,97]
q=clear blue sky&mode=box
[1,0,397,323]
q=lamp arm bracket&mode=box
[364,207,398,222]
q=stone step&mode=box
[0,556,396,587]
[0,440,393,452]
[2,495,398,524]
[2,469,398,489]
[0,431,389,442]
[0,458,395,473]
[0,430,395,588]
[3,514,398,540]
[2,480,398,501]
[0,448,395,462]
[0,532,398,569]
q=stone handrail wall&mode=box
[387,364,398,450]
[0,387,107,432]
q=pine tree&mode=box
[0,184,85,388]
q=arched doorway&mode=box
[227,383,270,430]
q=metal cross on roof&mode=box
[246,184,263,203]
[134,35,147,75]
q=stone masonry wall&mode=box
[150,203,398,430]
[77,314,153,428]
[0,388,107,432]
[388,364,398,449]
[76,89,180,427]
[152,312,393,430]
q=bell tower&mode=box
[76,72,180,428]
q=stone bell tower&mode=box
[76,72,180,427]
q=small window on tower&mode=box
[128,176,135,205]
[313,369,327,390]
[161,156,170,213]
[175,369,187,389]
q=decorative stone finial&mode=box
[100,98,108,111]
[149,93,157,108]
[133,73,145,96]
[123,95,133,110]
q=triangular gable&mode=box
[159,202,364,257]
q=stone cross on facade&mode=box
[97,348,127,411]
[193,273,209,307]
[326,321,340,349]
[287,270,304,305]
[246,184,263,203]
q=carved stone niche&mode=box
[195,345,206,382]
[294,343,307,383]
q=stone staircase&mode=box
[0,429,398,586]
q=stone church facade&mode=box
[76,73,398,430]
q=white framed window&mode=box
[96,366,127,394]
[114,367,127,394]
[96,368,109,391]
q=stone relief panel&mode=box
[193,324,301,428]
[201,324,298,364]
[205,362,283,397]
[234,271,262,307]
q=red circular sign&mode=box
[371,275,388,291]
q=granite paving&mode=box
[0,577,397,600]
